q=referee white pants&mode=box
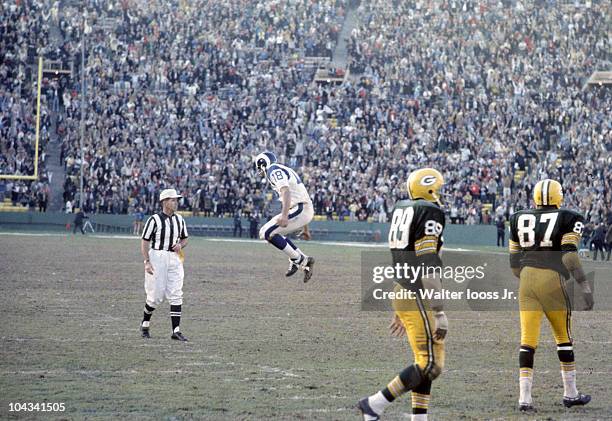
[259,202,314,240]
[145,249,184,307]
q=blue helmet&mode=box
[254,151,277,175]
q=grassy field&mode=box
[0,232,610,420]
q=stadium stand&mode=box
[0,0,55,212]
[2,1,610,231]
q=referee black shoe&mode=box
[171,332,188,342]
[302,256,315,283]
[518,403,536,413]
[140,326,151,339]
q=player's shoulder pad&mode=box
[414,199,444,214]
[559,208,585,229]
[558,207,585,221]
[405,199,445,222]
[266,163,283,175]
[265,163,278,175]
[509,208,530,220]
[267,163,291,179]
[395,198,437,209]
[393,199,412,209]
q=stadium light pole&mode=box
[79,15,86,211]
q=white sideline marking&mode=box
[0,232,139,240]
[0,232,503,254]
[0,232,67,237]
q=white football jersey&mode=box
[265,163,312,207]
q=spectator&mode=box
[496,217,506,247]
[233,212,243,237]
[73,209,88,235]
[30,0,608,228]
[249,211,260,239]
[605,224,612,262]
[133,207,144,236]
[591,222,606,261]
[0,1,52,210]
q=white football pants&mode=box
[259,202,314,240]
[145,249,184,307]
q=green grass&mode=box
[0,233,610,420]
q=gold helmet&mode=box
[406,168,444,205]
[533,179,563,208]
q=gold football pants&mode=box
[393,285,445,373]
[519,267,572,348]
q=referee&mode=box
[140,189,189,341]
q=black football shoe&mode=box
[518,403,536,412]
[140,326,151,339]
[357,397,380,420]
[563,393,591,408]
[285,259,300,277]
[171,331,188,342]
[302,257,315,283]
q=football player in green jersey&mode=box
[509,179,593,412]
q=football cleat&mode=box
[285,260,300,277]
[171,332,188,342]
[518,403,536,412]
[140,326,151,339]
[357,397,380,421]
[563,393,591,408]
[302,256,315,283]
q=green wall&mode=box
[0,212,498,246]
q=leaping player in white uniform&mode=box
[255,151,315,282]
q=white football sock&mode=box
[368,391,391,415]
[141,321,150,328]
[281,244,300,260]
[519,369,533,404]
[292,254,306,265]
[173,326,180,333]
[412,414,427,421]
[561,368,578,398]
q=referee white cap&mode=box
[159,188,182,202]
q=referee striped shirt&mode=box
[141,212,188,251]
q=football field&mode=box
[0,233,610,420]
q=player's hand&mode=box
[144,261,154,275]
[172,242,182,253]
[278,215,289,227]
[388,314,406,337]
[299,229,311,241]
[433,311,448,341]
[579,282,594,311]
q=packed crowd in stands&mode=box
[56,0,348,217]
[346,0,611,225]
[8,1,608,230]
[0,0,54,211]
